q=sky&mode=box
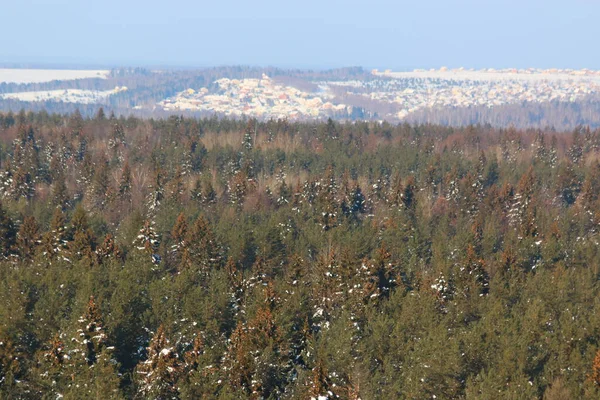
[1,0,599,70]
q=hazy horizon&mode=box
[2,0,599,70]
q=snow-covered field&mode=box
[375,68,600,84]
[0,87,127,104]
[0,69,110,84]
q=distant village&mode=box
[371,68,600,119]
[159,74,350,119]
[1,67,599,122]
[159,68,600,120]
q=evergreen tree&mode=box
[307,359,338,399]
[64,296,123,399]
[52,173,70,210]
[0,333,24,396]
[317,166,339,231]
[96,234,122,262]
[36,335,69,397]
[569,127,584,165]
[0,201,16,258]
[41,208,69,261]
[166,166,185,203]
[169,212,189,271]
[201,178,217,205]
[133,220,161,262]
[118,161,132,201]
[147,167,165,214]
[186,214,221,274]
[135,325,181,400]
[591,349,600,387]
[68,205,97,266]
[17,215,40,260]
[243,119,255,151]
[91,156,112,209]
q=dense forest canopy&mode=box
[1,109,600,398]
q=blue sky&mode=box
[1,0,598,69]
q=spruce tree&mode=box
[0,201,16,258]
[118,161,132,201]
[17,215,40,260]
[135,325,181,399]
[96,233,122,262]
[64,296,123,399]
[41,208,69,262]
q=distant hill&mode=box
[2,66,600,129]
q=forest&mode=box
[1,109,600,399]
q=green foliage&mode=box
[0,112,599,397]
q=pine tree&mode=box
[185,214,221,274]
[64,296,123,399]
[555,162,581,206]
[41,208,69,261]
[10,165,34,200]
[276,180,291,207]
[189,177,202,203]
[307,359,338,399]
[96,233,122,262]
[533,131,547,163]
[147,168,165,214]
[579,161,600,210]
[569,127,584,165]
[96,107,106,121]
[52,173,70,210]
[225,258,245,317]
[201,177,217,205]
[37,334,69,397]
[317,166,339,231]
[243,119,255,151]
[549,135,559,169]
[133,220,161,262]
[17,215,40,260]
[457,244,489,299]
[0,201,16,258]
[402,175,417,211]
[221,284,287,398]
[0,333,23,396]
[177,334,217,399]
[11,124,39,199]
[221,323,253,395]
[69,109,84,135]
[362,243,394,303]
[69,230,97,266]
[135,325,181,399]
[508,166,538,236]
[118,161,132,201]
[591,349,600,387]
[167,166,185,203]
[347,183,366,217]
[228,170,252,207]
[387,172,404,208]
[92,156,111,209]
[312,249,343,327]
[459,172,481,217]
[169,212,189,271]
[71,204,90,233]
[68,206,97,266]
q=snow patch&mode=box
[0,68,109,84]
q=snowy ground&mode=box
[375,68,600,84]
[0,69,110,84]
[0,87,127,104]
